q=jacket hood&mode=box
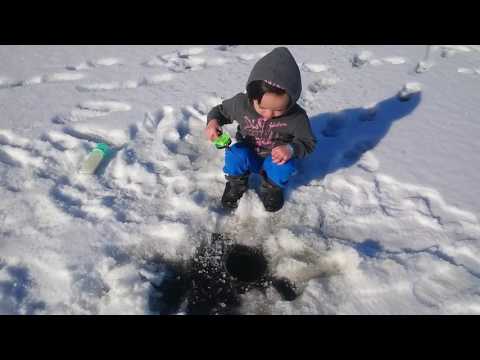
[246,47,302,106]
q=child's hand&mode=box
[205,119,222,141]
[272,145,293,165]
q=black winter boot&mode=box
[221,174,249,209]
[258,172,284,212]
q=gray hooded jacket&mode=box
[207,47,316,158]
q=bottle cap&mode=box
[95,143,110,155]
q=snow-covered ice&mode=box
[1,45,480,314]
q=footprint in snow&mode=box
[142,48,228,72]
[351,51,373,68]
[351,50,407,68]
[75,73,176,93]
[1,72,85,89]
[307,77,338,93]
[70,101,132,119]
[76,81,139,92]
[322,112,347,138]
[66,57,123,71]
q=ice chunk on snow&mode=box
[302,63,328,73]
[43,73,85,82]
[141,73,176,85]
[398,82,422,101]
[458,68,475,74]
[382,57,406,65]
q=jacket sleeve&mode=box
[206,93,244,126]
[291,113,317,159]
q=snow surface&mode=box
[1,45,480,314]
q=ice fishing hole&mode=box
[224,245,268,283]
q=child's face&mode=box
[253,92,290,120]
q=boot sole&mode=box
[264,205,283,212]
[222,203,238,210]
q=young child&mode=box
[205,47,317,212]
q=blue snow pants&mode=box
[223,143,297,189]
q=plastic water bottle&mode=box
[79,143,110,174]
